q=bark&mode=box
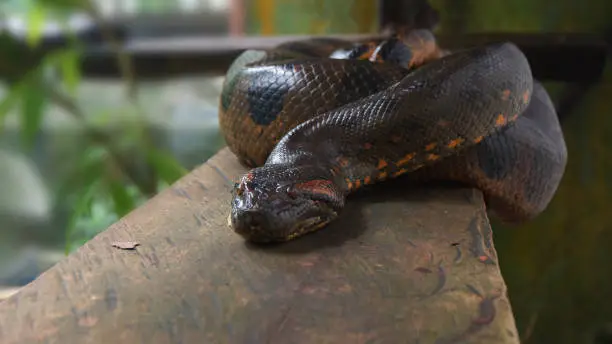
[0,147,520,344]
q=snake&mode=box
[218,29,568,243]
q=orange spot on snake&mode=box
[393,168,409,177]
[495,114,506,127]
[377,159,388,170]
[354,180,362,189]
[293,180,336,199]
[345,179,353,190]
[358,51,371,60]
[364,176,372,184]
[357,43,377,60]
[397,152,416,166]
[510,113,519,122]
[522,90,530,104]
[425,142,437,151]
[447,138,465,148]
[378,171,388,180]
[501,89,511,100]
[427,153,440,161]
[474,136,484,143]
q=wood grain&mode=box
[0,147,520,344]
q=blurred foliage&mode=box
[0,0,187,254]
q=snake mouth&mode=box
[230,165,344,243]
[231,201,338,244]
[282,210,338,242]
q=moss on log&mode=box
[0,148,519,344]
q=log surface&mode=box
[0,148,519,344]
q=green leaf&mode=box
[56,145,108,198]
[76,146,108,188]
[107,179,136,217]
[19,77,48,148]
[43,49,82,94]
[64,180,101,254]
[0,84,23,130]
[146,149,188,185]
[25,4,47,48]
[59,50,81,94]
[65,191,119,254]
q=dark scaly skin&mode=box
[220,30,444,167]
[406,81,567,223]
[218,30,567,243]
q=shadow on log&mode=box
[0,148,520,344]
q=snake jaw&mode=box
[284,206,340,241]
[229,164,344,243]
[230,193,339,243]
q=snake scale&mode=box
[218,29,568,243]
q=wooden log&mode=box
[0,147,520,344]
[0,287,19,302]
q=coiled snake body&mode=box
[219,30,567,243]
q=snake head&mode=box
[229,164,344,243]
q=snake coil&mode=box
[218,30,567,243]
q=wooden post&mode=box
[0,147,520,343]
